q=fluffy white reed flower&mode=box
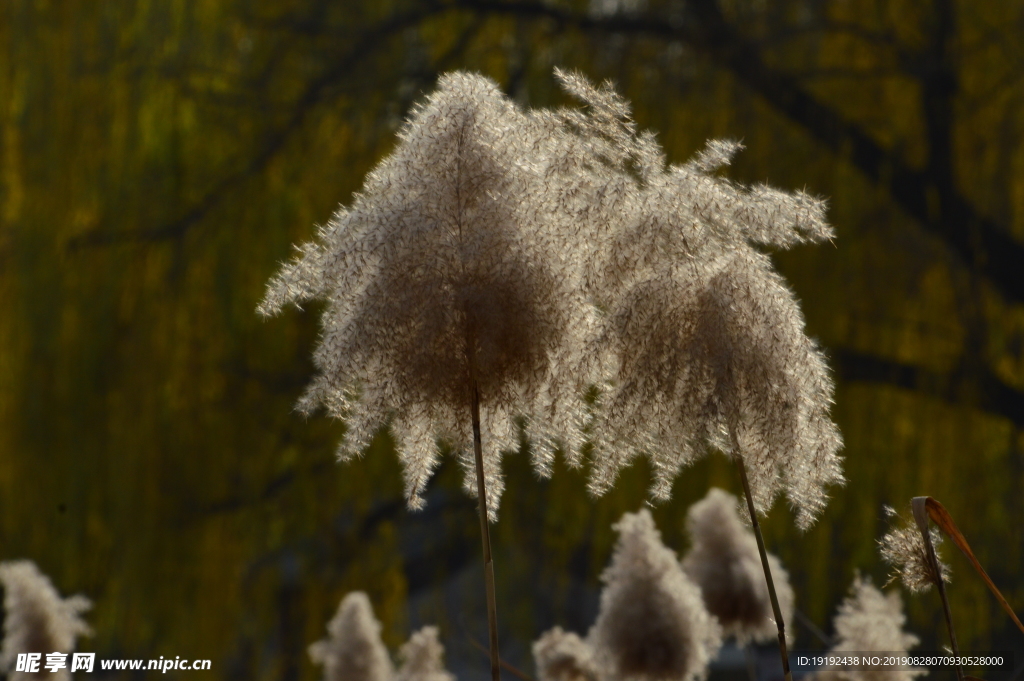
[395,626,454,681]
[681,488,794,644]
[259,71,600,519]
[590,243,844,527]
[814,575,925,681]
[546,70,843,528]
[309,592,394,681]
[549,69,835,303]
[532,627,602,681]
[0,561,92,681]
[588,509,721,681]
[879,506,950,593]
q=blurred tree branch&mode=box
[66,3,457,250]
[69,1,1024,306]
[833,347,1024,428]
[63,0,1024,431]
[453,0,1024,308]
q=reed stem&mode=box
[912,497,962,681]
[731,430,792,681]
[472,380,502,681]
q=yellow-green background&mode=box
[1,1,1022,680]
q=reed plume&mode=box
[813,575,924,681]
[0,561,92,681]
[879,506,950,593]
[308,592,394,681]
[262,71,610,680]
[592,244,843,526]
[546,70,842,681]
[588,509,721,681]
[258,72,599,517]
[545,70,843,526]
[532,627,602,681]
[395,626,454,681]
[681,488,794,644]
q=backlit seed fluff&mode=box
[813,575,925,681]
[548,70,843,527]
[0,561,92,681]
[879,506,950,593]
[395,626,454,681]
[532,627,602,681]
[681,488,794,644]
[589,245,844,528]
[309,592,394,681]
[589,509,721,681]
[259,71,602,520]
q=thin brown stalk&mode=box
[472,378,502,681]
[912,497,963,681]
[732,430,792,681]
[918,496,1024,636]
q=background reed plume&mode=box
[681,488,794,644]
[0,561,92,681]
[532,627,601,681]
[588,509,721,681]
[813,575,924,681]
[308,592,394,681]
[394,626,455,681]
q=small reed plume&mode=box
[588,509,721,681]
[681,488,794,644]
[880,502,963,680]
[813,575,924,681]
[0,561,92,681]
[879,506,950,593]
[309,592,394,681]
[395,626,455,681]
[532,627,601,681]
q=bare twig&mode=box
[452,0,1024,306]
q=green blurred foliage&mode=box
[1,1,1022,679]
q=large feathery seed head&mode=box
[589,245,844,527]
[260,71,603,519]
[542,70,842,526]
